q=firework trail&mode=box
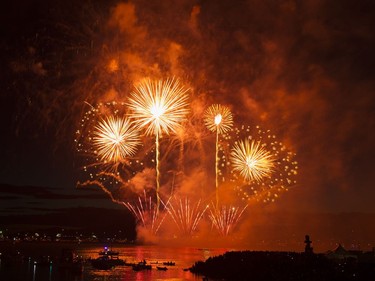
[208,203,248,236]
[163,197,208,237]
[204,104,233,207]
[127,78,189,211]
[77,179,127,208]
[125,190,167,235]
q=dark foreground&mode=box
[190,251,375,281]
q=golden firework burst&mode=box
[127,78,190,136]
[93,116,141,163]
[204,104,233,134]
[231,139,275,183]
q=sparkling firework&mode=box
[127,78,190,136]
[127,78,190,211]
[125,190,167,235]
[204,104,233,208]
[229,125,298,203]
[164,197,208,237]
[208,204,248,236]
[93,116,141,163]
[231,139,275,183]
[204,104,233,135]
[75,101,146,175]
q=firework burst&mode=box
[93,116,141,163]
[75,102,145,173]
[231,139,275,183]
[208,204,248,236]
[204,104,233,135]
[127,78,190,136]
[228,125,298,203]
[127,78,190,210]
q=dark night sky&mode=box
[1,0,375,244]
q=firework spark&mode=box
[127,78,190,210]
[208,204,248,236]
[164,197,208,237]
[231,139,275,183]
[93,116,141,163]
[204,104,233,207]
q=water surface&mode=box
[0,243,229,281]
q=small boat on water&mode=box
[156,266,168,271]
[132,260,152,271]
[91,247,125,270]
[99,246,119,256]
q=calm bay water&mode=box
[0,243,229,281]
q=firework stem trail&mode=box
[204,104,233,209]
[127,78,189,213]
[156,131,161,212]
[215,129,219,208]
[179,137,184,173]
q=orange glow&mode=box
[107,59,119,72]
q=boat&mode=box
[163,261,175,266]
[156,266,168,271]
[99,246,119,256]
[91,256,114,270]
[91,247,125,270]
[132,260,152,271]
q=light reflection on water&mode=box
[0,244,229,281]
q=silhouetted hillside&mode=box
[0,207,136,239]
